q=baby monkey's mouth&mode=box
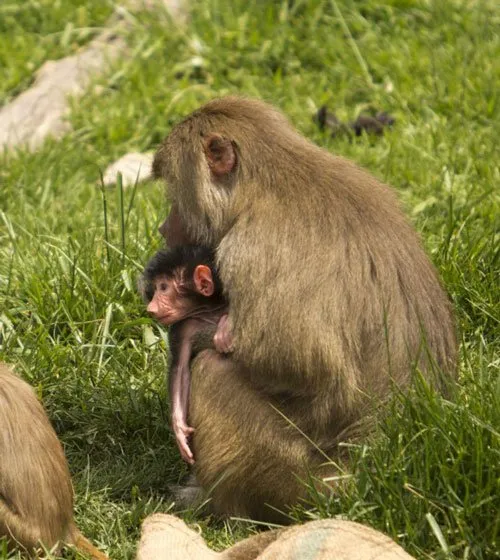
[157,313,176,325]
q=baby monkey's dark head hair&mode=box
[141,245,223,302]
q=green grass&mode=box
[0,0,499,558]
[0,0,114,103]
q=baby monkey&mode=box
[142,245,230,464]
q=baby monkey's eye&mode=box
[159,282,168,291]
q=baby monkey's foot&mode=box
[172,418,195,464]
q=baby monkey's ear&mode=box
[193,265,215,297]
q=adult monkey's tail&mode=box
[71,526,109,560]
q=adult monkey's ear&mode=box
[204,134,237,177]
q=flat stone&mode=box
[0,31,125,151]
[102,152,154,187]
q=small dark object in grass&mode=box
[351,111,395,136]
[315,105,395,138]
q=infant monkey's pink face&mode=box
[147,274,188,325]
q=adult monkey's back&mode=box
[153,97,457,522]
[0,364,108,558]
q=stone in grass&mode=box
[102,152,154,187]
[0,31,125,151]
[136,513,415,560]
[0,1,186,152]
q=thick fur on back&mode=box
[0,363,74,550]
[154,97,457,437]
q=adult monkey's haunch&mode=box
[153,97,457,522]
[0,363,108,559]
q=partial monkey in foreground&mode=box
[0,363,108,558]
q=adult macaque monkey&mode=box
[141,245,228,464]
[152,97,457,522]
[0,363,108,558]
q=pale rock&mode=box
[102,152,154,187]
[0,0,186,152]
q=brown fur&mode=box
[153,97,457,521]
[0,363,108,558]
